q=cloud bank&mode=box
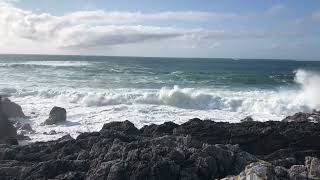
[0,1,307,52]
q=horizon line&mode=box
[0,53,318,62]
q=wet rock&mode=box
[48,130,57,135]
[16,133,31,141]
[44,107,66,125]
[0,100,17,145]
[0,98,26,118]
[44,130,57,135]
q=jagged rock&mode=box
[223,156,320,180]
[222,161,279,180]
[0,98,26,118]
[173,118,320,163]
[283,111,320,123]
[305,157,320,179]
[0,115,319,179]
[43,107,66,125]
[0,121,258,179]
[141,121,178,137]
[288,165,308,179]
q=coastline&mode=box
[0,98,319,179]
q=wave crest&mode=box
[2,69,320,118]
[295,69,320,110]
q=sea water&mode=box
[1,54,320,142]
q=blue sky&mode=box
[0,0,320,60]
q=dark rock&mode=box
[274,166,288,178]
[0,100,17,145]
[0,121,259,179]
[141,121,178,137]
[0,98,26,118]
[101,120,139,135]
[0,112,320,179]
[17,134,31,141]
[44,107,67,125]
[47,130,57,135]
[174,119,320,163]
[240,116,254,122]
[283,111,320,123]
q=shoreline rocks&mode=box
[0,118,319,179]
[0,97,319,179]
[43,106,67,125]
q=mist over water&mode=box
[1,55,320,142]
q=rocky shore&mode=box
[0,98,319,179]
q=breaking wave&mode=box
[2,69,320,118]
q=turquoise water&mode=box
[1,54,320,142]
[1,54,320,90]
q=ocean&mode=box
[1,54,320,142]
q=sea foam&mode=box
[294,69,320,110]
[3,69,320,142]
[5,69,320,114]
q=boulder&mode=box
[0,108,17,145]
[101,120,139,135]
[0,98,26,118]
[43,107,66,125]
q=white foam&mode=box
[294,69,320,110]
[4,69,320,142]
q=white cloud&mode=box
[0,1,246,49]
[0,1,305,52]
[56,25,183,48]
[65,10,241,24]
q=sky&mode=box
[0,0,320,60]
